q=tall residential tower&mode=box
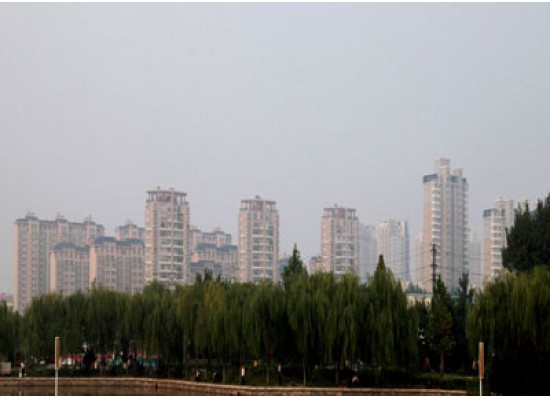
[14,213,104,311]
[238,196,279,283]
[378,219,410,282]
[321,205,360,277]
[359,223,377,282]
[145,188,190,287]
[422,158,469,292]
[483,196,514,284]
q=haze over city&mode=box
[2,3,550,293]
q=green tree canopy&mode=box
[362,256,417,372]
[427,277,454,372]
[282,244,308,291]
[467,267,550,395]
[502,193,550,273]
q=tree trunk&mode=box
[302,358,306,386]
[183,335,188,379]
[440,352,445,373]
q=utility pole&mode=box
[55,336,60,396]
[479,342,484,396]
[431,242,437,292]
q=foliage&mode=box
[467,267,550,394]
[452,272,473,371]
[1,247,483,387]
[282,244,308,291]
[0,301,19,362]
[427,277,454,372]
[361,256,417,373]
[502,194,550,273]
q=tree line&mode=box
[1,194,550,393]
[0,250,419,386]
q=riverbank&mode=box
[0,377,466,395]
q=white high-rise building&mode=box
[468,230,482,287]
[49,243,90,296]
[90,236,145,294]
[483,196,514,284]
[14,213,104,312]
[189,226,237,283]
[359,223,377,283]
[115,220,145,242]
[413,234,424,285]
[145,188,190,287]
[422,158,469,292]
[238,196,279,283]
[378,219,410,282]
[321,205,360,277]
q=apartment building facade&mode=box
[189,226,237,282]
[359,223,377,282]
[49,243,90,296]
[238,196,279,283]
[483,196,514,284]
[321,205,360,277]
[115,220,145,242]
[422,158,469,292]
[90,236,145,294]
[145,188,190,287]
[378,218,410,282]
[14,213,104,311]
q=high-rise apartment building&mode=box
[189,226,237,283]
[483,196,514,284]
[321,205,360,277]
[378,219,410,282]
[308,255,324,275]
[14,213,104,311]
[238,196,279,283]
[422,158,469,292]
[359,224,377,282]
[190,226,233,251]
[90,236,145,294]
[115,220,145,242]
[145,188,190,287]
[468,230,482,287]
[414,233,424,285]
[49,243,90,296]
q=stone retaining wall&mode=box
[0,377,466,396]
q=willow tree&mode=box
[194,280,231,378]
[61,291,88,364]
[142,285,179,371]
[452,272,473,370]
[428,277,454,372]
[467,267,550,394]
[362,256,416,375]
[224,283,256,372]
[249,281,285,384]
[0,301,19,362]
[85,287,126,353]
[502,194,550,273]
[202,281,230,381]
[310,272,336,369]
[287,272,312,385]
[330,273,360,384]
[176,284,198,377]
[22,293,64,358]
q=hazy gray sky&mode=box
[2,3,550,292]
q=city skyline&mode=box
[2,4,550,292]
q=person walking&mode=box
[277,363,282,385]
